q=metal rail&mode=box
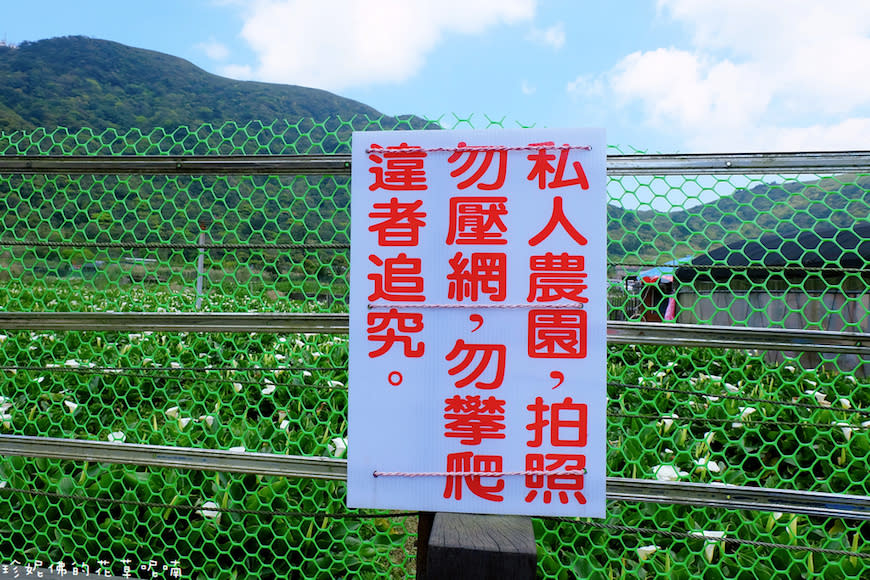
[607,321,870,356]
[0,314,865,357]
[0,312,349,333]
[0,435,347,480]
[607,479,870,521]
[2,151,869,176]
[1,435,866,520]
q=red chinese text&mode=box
[443,394,506,445]
[528,197,587,246]
[526,142,590,190]
[447,252,507,302]
[443,452,504,502]
[446,197,508,245]
[528,253,588,303]
[368,198,427,246]
[368,254,425,302]
[526,396,588,447]
[367,309,424,358]
[447,141,507,190]
[369,143,427,191]
[446,339,506,389]
[528,309,586,359]
[525,453,586,504]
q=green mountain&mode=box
[0,36,415,132]
[2,36,866,270]
[608,175,870,265]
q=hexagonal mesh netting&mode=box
[0,117,867,578]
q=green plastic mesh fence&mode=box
[0,117,867,578]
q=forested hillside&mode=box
[0,36,417,132]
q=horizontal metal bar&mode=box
[607,478,870,521]
[1,435,866,519]
[0,155,351,176]
[0,435,347,480]
[2,151,868,176]
[608,321,870,356]
[606,150,870,175]
[0,312,348,333]
[0,314,865,357]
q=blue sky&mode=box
[5,0,870,153]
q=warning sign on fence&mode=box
[348,128,606,517]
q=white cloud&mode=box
[588,0,870,151]
[521,80,536,95]
[527,22,565,50]
[197,39,230,61]
[226,0,538,91]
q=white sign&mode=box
[348,128,606,517]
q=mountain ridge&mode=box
[0,36,405,132]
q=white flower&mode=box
[279,419,290,430]
[178,417,191,430]
[702,531,725,563]
[659,414,678,433]
[835,422,852,441]
[64,401,78,413]
[637,545,659,561]
[261,380,276,396]
[228,446,246,453]
[199,415,215,428]
[839,398,852,409]
[107,431,126,443]
[694,457,722,473]
[302,371,312,378]
[35,376,45,384]
[652,465,687,482]
[165,406,179,419]
[64,359,80,368]
[327,380,344,389]
[329,437,348,458]
[233,382,243,393]
[198,501,220,519]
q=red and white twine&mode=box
[367,303,584,309]
[366,144,592,154]
[373,469,586,478]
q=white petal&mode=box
[64,401,78,413]
[329,437,348,458]
[198,501,220,519]
[165,406,179,419]
[107,431,126,443]
[637,545,658,560]
[652,465,681,482]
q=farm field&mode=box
[0,282,867,578]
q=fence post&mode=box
[195,222,207,310]
[422,512,536,579]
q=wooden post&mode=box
[422,512,536,580]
